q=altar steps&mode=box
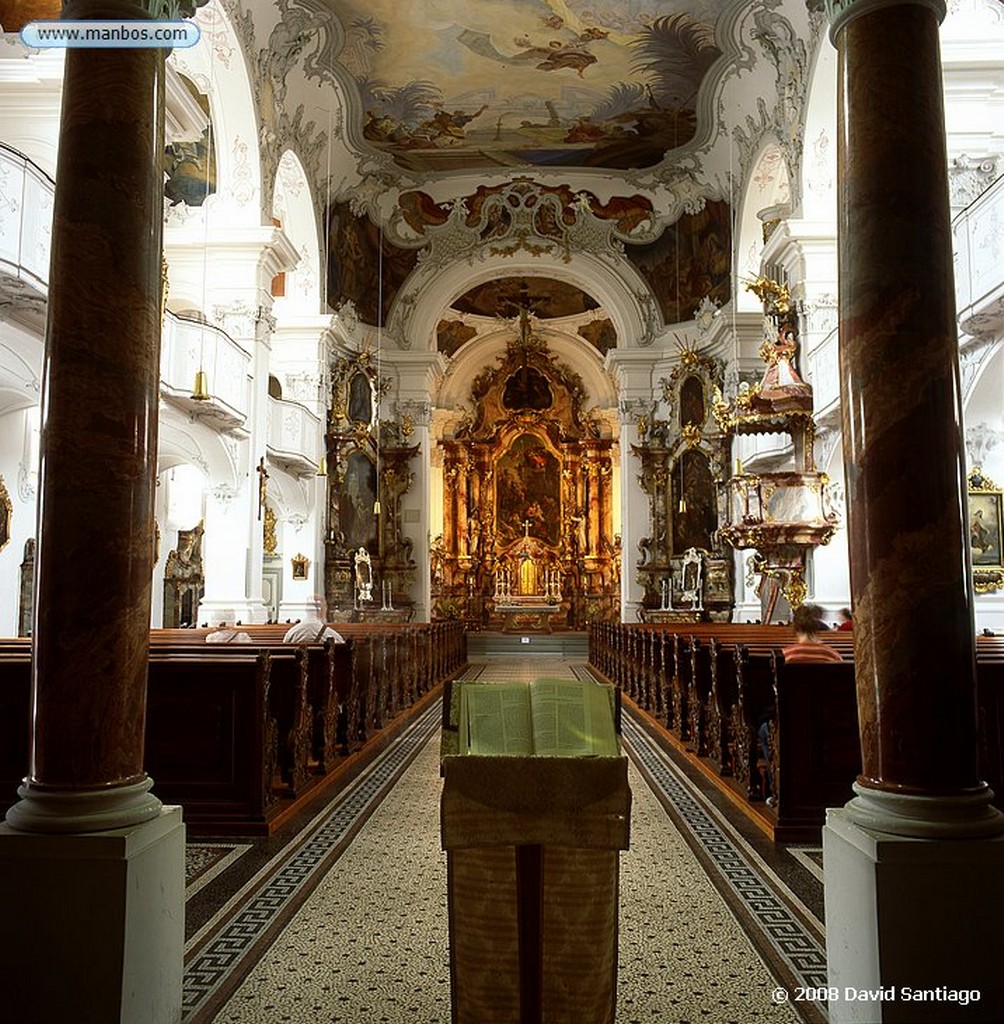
[466,631,589,659]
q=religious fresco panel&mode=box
[336,0,728,172]
[326,200,420,323]
[452,276,599,318]
[625,199,731,324]
[577,318,617,354]
[163,78,215,207]
[437,318,479,357]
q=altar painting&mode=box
[672,449,717,553]
[341,450,377,552]
[495,434,561,547]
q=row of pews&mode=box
[0,620,466,835]
[590,622,1004,842]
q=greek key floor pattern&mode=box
[182,702,442,1022]
[183,662,828,1023]
[621,712,829,1023]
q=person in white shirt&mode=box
[283,596,344,643]
[206,610,252,644]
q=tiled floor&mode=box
[184,658,825,1023]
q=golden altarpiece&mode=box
[631,347,734,621]
[323,351,419,620]
[433,323,619,630]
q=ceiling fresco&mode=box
[328,0,730,171]
[326,200,420,326]
[625,199,731,324]
[0,2,61,32]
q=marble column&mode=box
[832,0,1002,839]
[7,0,172,834]
[0,3,191,1021]
[825,0,1004,1019]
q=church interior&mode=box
[1,0,1004,1021]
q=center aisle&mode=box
[206,658,806,1024]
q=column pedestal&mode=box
[824,808,1004,1023]
[0,807,185,1024]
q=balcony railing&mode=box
[0,143,53,294]
[160,311,252,428]
[267,396,322,475]
[954,171,1004,333]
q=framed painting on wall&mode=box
[968,468,1004,592]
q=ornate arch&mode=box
[390,248,660,354]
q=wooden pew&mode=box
[0,619,467,833]
[0,649,30,814]
[771,658,861,842]
[145,647,280,831]
[590,621,1004,842]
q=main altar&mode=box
[432,308,620,630]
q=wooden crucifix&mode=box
[256,456,269,520]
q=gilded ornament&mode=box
[263,506,278,555]
[744,275,791,316]
[0,475,12,554]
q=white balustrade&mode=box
[160,311,252,424]
[0,143,54,293]
[266,395,322,468]
[954,172,1004,331]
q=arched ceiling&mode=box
[190,0,823,350]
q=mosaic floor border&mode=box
[182,702,441,1023]
[186,843,253,899]
[622,712,829,1024]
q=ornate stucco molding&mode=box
[966,422,1004,471]
[950,154,1001,212]
[62,0,208,17]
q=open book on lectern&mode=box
[457,678,619,757]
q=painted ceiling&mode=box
[0,2,61,32]
[324,0,730,172]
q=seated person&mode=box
[283,596,344,643]
[783,603,843,663]
[760,603,842,805]
[835,607,853,631]
[206,610,251,644]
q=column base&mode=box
[824,807,1004,1023]
[5,775,162,833]
[846,781,1004,839]
[0,806,185,1024]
